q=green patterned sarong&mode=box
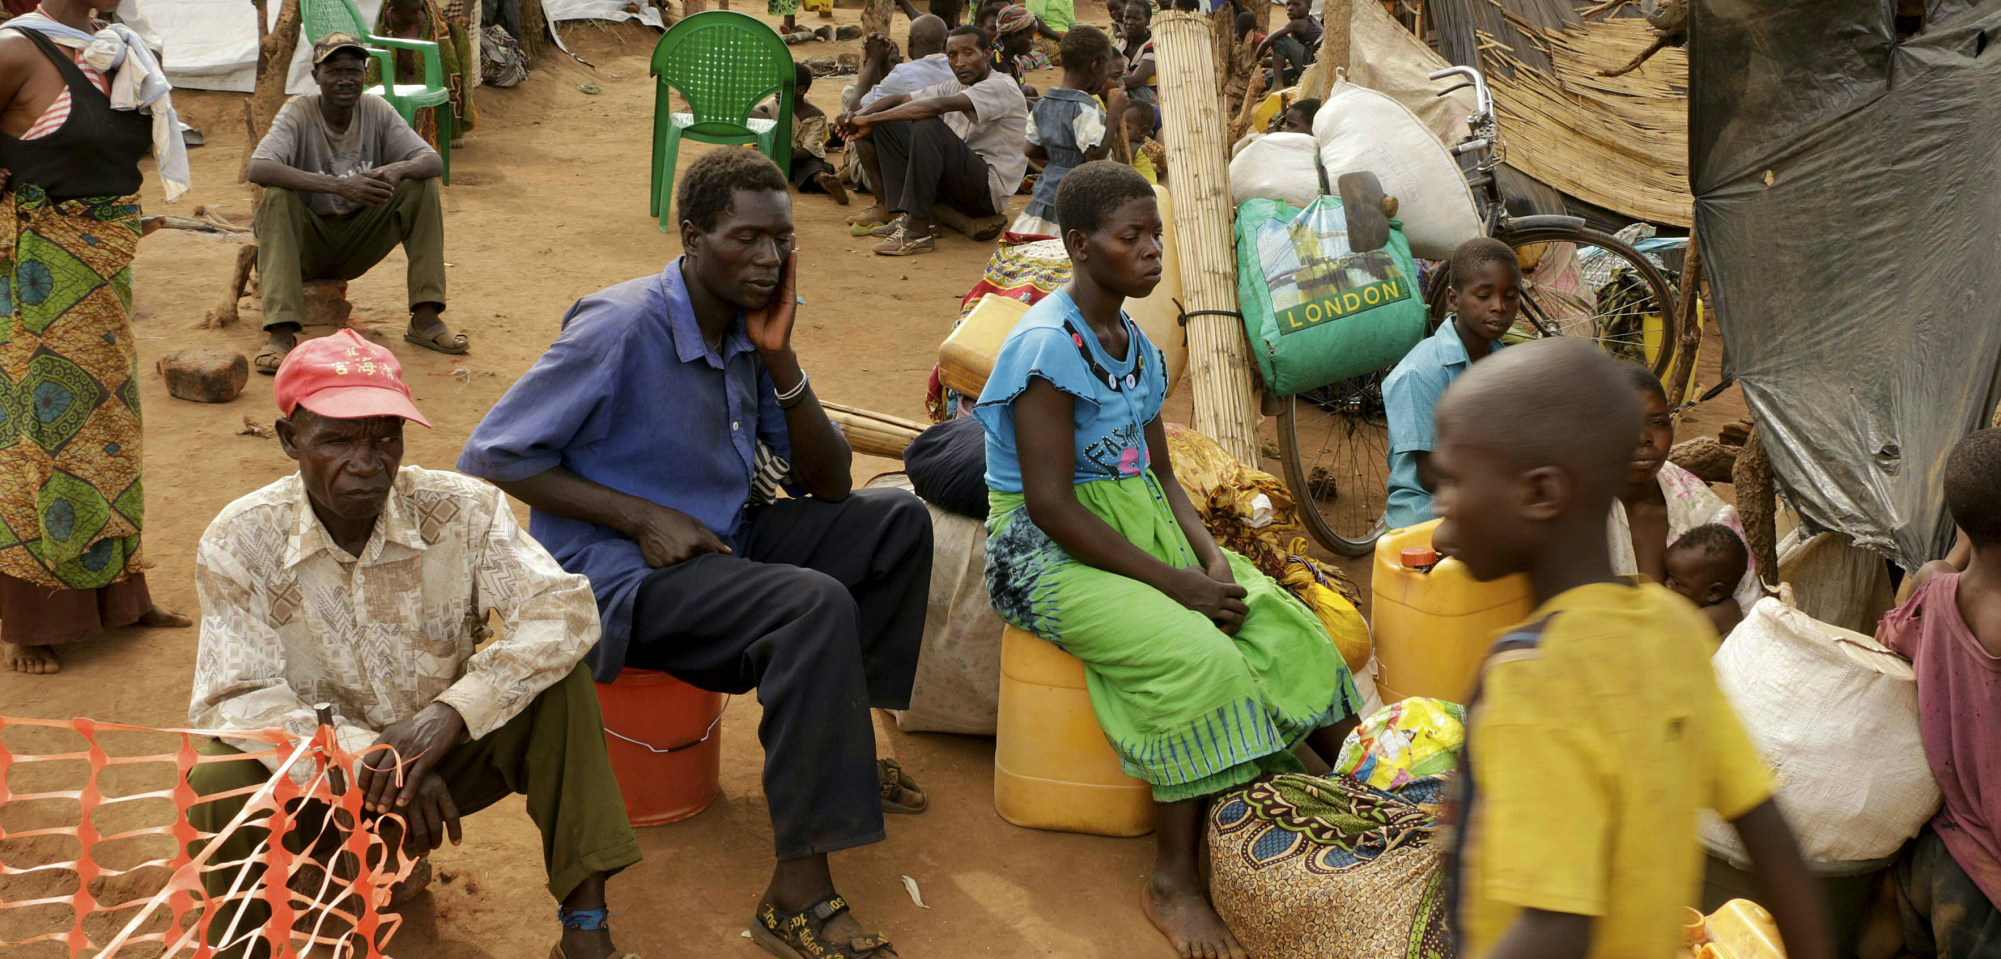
[986,471,1361,802]
[0,186,145,590]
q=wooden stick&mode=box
[823,401,924,459]
[1154,10,1262,466]
[1664,228,1702,409]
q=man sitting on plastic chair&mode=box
[248,34,469,376]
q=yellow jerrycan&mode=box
[1370,519,1535,705]
[994,626,1156,837]
[1680,900,1787,959]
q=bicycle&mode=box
[1274,64,1682,557]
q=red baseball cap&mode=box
[273,329,433,428]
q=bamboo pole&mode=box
[824,401,924,459]
[1153,9,1261,466]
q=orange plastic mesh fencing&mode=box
[0,714,418,958]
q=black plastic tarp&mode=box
[1689,0,2001,569]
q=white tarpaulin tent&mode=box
[119,0,385,93]
[122,0,660,95]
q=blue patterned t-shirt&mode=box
[974,289,1168,493]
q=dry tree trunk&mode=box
[862,0,894,41]
[1309,0,1349,98]
[520,0,552,61]
[1733,426,1780,588]
[1664,230,1704,408]
[1226,52,1268,141]
[241,0,304,182]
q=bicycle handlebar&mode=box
[1428,65,1494,122]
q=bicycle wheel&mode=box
[1427,226,1681,376]
[1277,371,1391,558]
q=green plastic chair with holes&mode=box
[301,0,453,183]
[649,10,794,232]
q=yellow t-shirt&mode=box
[1459,581,1774,959]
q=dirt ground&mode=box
[0,9,1749,957]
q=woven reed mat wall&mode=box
[824,401,923,459]
[1154,9,1262,466]
[1485,17,1690,226]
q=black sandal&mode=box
[750,895,897,959]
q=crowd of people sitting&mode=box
[7,1,1999,959]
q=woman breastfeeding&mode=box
[1612,364,1762,614]
[975,161,1362,959]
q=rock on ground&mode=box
[157,347,250,403]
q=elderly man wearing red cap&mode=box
[184,330,641,959]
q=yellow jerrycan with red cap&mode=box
[1369,519,1535,705]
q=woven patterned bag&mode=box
[1207,774,1455,959]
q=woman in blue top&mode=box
[975,161,1361,959]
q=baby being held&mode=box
[1664,523,1750,636]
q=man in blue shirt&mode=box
[1382,237,1519,529]
[458,149,930,959]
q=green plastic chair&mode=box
[301,0,453,183]
[649,11,794,232]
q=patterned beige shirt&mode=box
[190,466,600,780]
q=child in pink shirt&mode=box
[1878,428,2001,959]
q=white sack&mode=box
[1313,79,1483,260]
[1229,132,1321,208]
[1701,589,1939,866]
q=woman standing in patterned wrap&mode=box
[0,0,192,674]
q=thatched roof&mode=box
[1429,0,1691,226]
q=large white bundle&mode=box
[1701,590,1939,866]
[1229,133,1322,208]
[1312,80,1483,260]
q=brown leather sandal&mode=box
[878,759,926,814]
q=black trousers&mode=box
[626,489,932,861]
[868,117,1000,219]
[791,155,838,192]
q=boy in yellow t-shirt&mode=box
[1426,338,1832,959]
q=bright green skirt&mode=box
[986,472,1361,802]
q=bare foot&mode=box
[4,641,59,674]
[139,605,192,628]
[1143,873,1245,959]
[815,171,851,205]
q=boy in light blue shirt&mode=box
[1383,237,1520,529]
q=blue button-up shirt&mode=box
[1382,317,1498,530]
[458,258,790,679]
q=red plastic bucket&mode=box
[595,668,728,826]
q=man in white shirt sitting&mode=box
[835,25,1029,256]
[184,330,640,959]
